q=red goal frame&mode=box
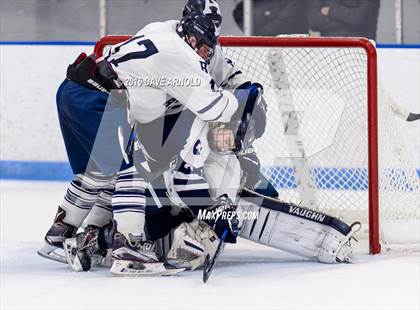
[94,35,380,254]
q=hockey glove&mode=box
[204,195,240,243]
[66,53,128,105]
[232,81,263,121]
[228,82,267,153]
[237,150,261,189]
[66,53,106,93]
[237,151,279,197]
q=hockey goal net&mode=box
[94,35,420,254]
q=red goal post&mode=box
[94,35,380,254]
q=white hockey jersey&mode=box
[208,44,246,90]
[103,20,239,124]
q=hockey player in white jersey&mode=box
[180,0,278,198]
[59,0,246,275]
[63,0,359,276]
[94,12,252,275]
[95,5,275,275]
[141,0,359,270]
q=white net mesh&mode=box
[222,43,419,248]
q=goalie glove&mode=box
[203,195,240,243]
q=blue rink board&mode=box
[1,160,419,191]
[0,161,73,181]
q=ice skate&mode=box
[110,233,184,276]
[64,226,110,272]
[37,207,77,264]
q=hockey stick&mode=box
[203,228,228,283]
[202,170,248,283]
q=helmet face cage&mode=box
[183,0,222,36]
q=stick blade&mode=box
[202,255,212,283]
[407,113,420,122]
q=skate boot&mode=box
[110,232,184,276]
[37,207,77,264]
[64,225,112,272]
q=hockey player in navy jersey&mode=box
[37,53,147,266]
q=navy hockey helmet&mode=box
[179,13,218,53]
[183,0,222,36]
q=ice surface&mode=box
[1,181,419,310]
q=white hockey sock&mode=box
[84,188,113,227]
[112,167,147,240]
[61,172,114,228]
[114,212,146,240]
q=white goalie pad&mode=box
[166,219,219,270]
[238,189,359,263]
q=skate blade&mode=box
[63,238,84,272]
[110,260,185,277]
[37,244,67,264]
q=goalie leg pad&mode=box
[238,190,358,263]
[318,221,360,263]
